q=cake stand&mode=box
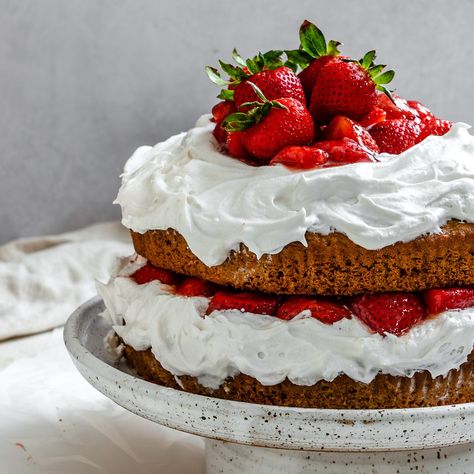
[64,297,474,474]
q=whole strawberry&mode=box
[369,119,421,154]
[351,292,426,336]
[206,50,305,107]
[309,50,395,123]
[222,83,314,162]
[285,20,342,102]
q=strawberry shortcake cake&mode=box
[97,21,474,408]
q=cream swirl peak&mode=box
[116,116,474,266]
[97,257,474,388]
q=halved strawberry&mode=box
[176,277,218,297]
[325,116,379,153]
[369,119,421,154]
[376,92,416,120]
[358,107,387,128]
[207,291,280,316]
[417,118,453,142]
[351,292,426,336]
[277,296,350,324]
[270,146,328,170]
[314,139,374,164]
[407,100,435,125]
[131,263,180,286]
[423,287,474,315]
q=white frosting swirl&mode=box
[97,257,474,388]
[115,116,474,266]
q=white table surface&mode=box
[0,329,205,474]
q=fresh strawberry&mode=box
[222,83,314,162]
[369,119,421,154]
[423,287,474,315]
[212,123,228,144]
[325,116,379,153]
[212,101,237,123]
[270,146,328,169]
[234,66,305,109]
[208,291,280,316]
[286,20,342,101]
[314,139,374,164]
[351,292,426,336]
[226,131,250,159]
[277,296,350,324]
[131,263,180,286]
[407,100,435,125]
[309,50,395,123]
[359,107,387,128]
[418,118,453,142]
[206,50,305,107]
[176,277,218,297]
[376,92,416,120]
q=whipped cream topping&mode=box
[115,116,474,266]
[96,256,474,388]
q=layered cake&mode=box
[98,21,474,408]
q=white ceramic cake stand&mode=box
[64,297,474,474]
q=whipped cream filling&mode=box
[115,116,474,266]
[96,256,474,389]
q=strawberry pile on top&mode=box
[206,20,452,170]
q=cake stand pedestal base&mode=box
[205,439,474,474]
[64,298,474,474]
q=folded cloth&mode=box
[0,222,132,341]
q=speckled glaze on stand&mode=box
[64,298,474,474]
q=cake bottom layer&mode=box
[123,344,474,409]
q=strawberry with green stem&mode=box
[222,82,314,162]
[206,50,305,108]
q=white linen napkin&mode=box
[0,222,132,341]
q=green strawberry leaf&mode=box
[374,70,395,85]
[232,48,247,68]
[299,20,327,58]
[284,49,312,71]
[222,112,256,132]
[218,60,247,80]
[327,40,342,56]
[217,89,235,101]
[377,85,396,104]
[205,66,230,86]
[360,50,376,69]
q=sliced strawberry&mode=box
[131,263,180,286]
[369,119,421,154]
[351,292,426,336]
[176,277,218,297]
[270,146,328,170]
[358,107,387,128]
[212,101,237,123]
[277,296,350,324]
[208,291,280,316]
[314,139,374,164]
[423,287,474,315]
[325,116,379,153]
[418,118,453,142]
[226,131,250,159]
[407,100,435,125]
[376,92,416,120]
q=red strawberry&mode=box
[351,292,426,336]
[208,291,280,316]
[277,296,350,324]
[270,146,328,170]
[407,100,435,125]
[376,92,416,120]
[314,139,374,164]
[369,119,421,154]
[226,131,250,159]
[212,123,228,144]
[359,107,387,128]
[325,115,380,153]
[418,118,453,142]
[298,55,341,102]
[309,50,395,123]
[176,277,218,297]
[222,84,314,162]
[212,101,237,123]
[131,263,180,286]
[234,66,305,109]
[423,287,474,315]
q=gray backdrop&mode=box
[1,0,473,243]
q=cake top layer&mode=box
[116,118,474,266]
